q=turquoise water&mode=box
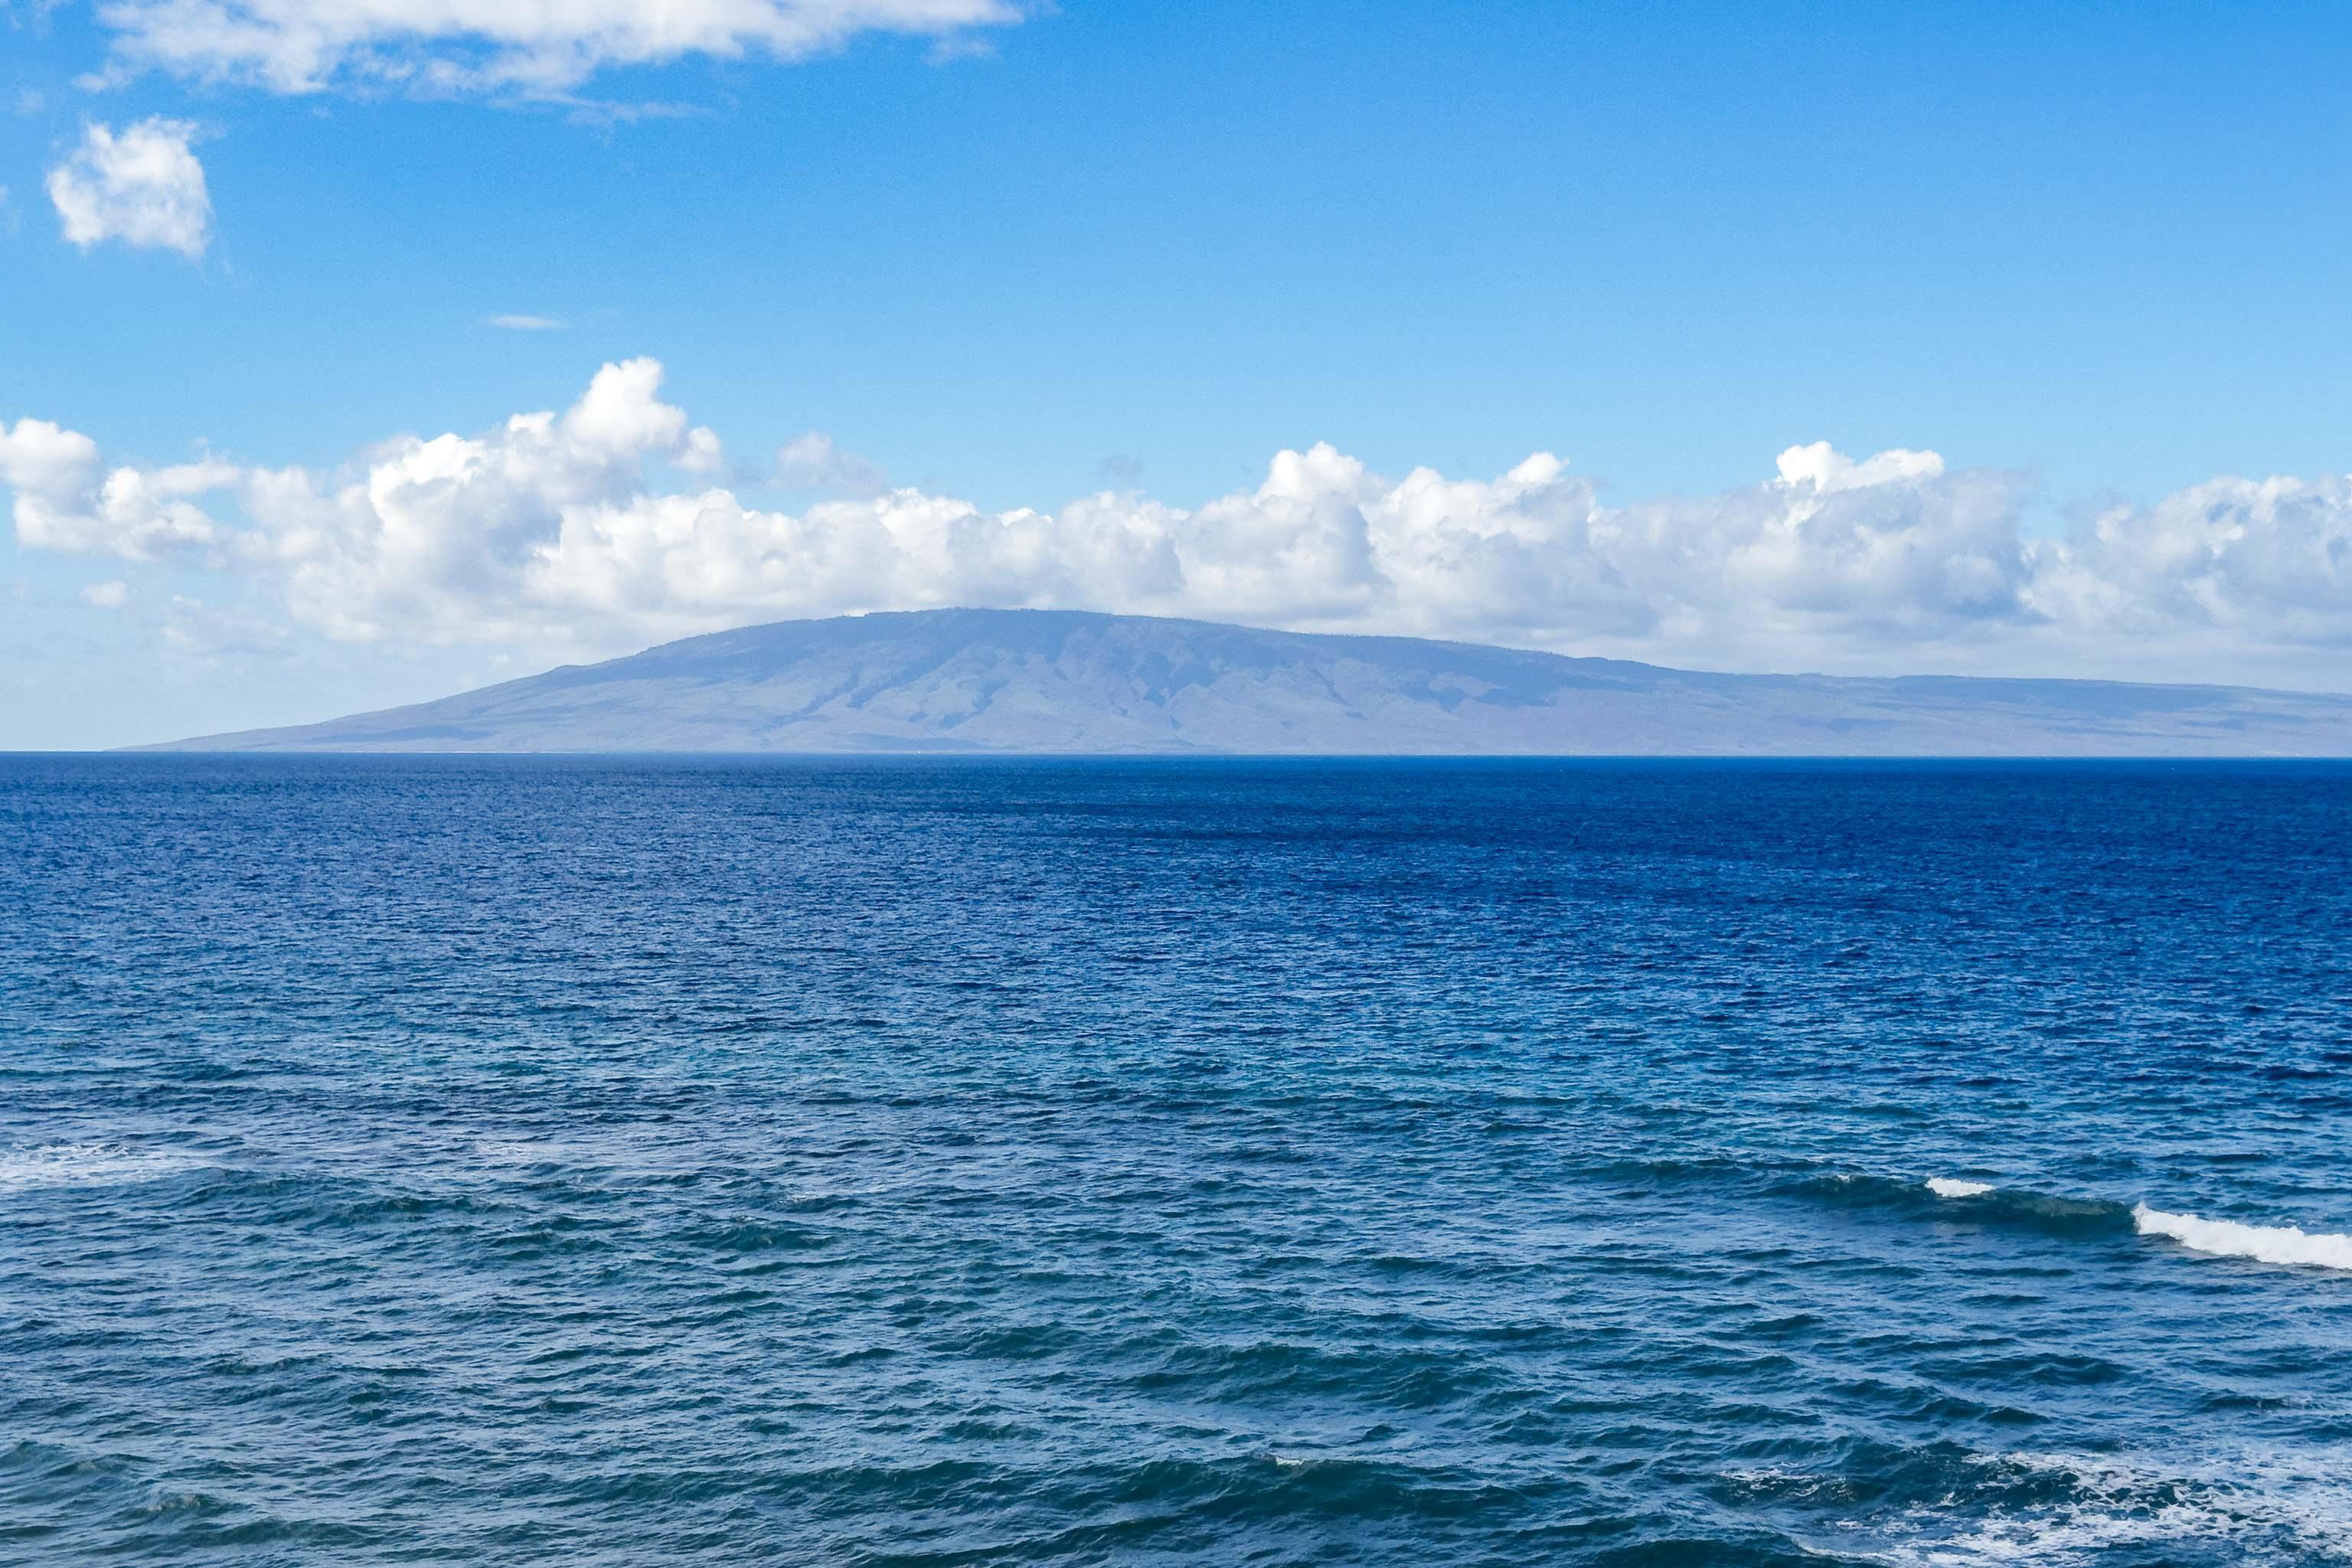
[3,756,2349,1566]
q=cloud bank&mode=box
[46,118,212,258]
[86,0,1027,96]
[8,358,2350,686]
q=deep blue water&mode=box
[3,756,2350,1567]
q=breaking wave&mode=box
[1872,1447,2352,1566]
[2134,1205,2352,1272]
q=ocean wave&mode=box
[1791,1172,2133,1236]
[2133,1204,2352,1272]
[1915,1182,2352,1271]
[0,1142,200,1194]
[1762,1171,2352,1275]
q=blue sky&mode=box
[3,0,2350,746]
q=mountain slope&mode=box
[145,609,2352,755]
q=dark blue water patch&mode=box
[3,756,2351,1566]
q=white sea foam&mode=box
[0,1142,194,1194]
[2133,1204,2352,1272]
[1927,1178,1994,1199]
[1870,1448,2352,1566]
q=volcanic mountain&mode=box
[147,609,2352,756]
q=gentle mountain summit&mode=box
[146,609,2352,755]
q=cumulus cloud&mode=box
[5,358,2350,686]
[87,0,1027,96]
[46,117,211,258]
[2026,475,2352,655]
[0,416,232,557]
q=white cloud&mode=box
[46,118,211,259]
[487,313,565,331]
[87,0,1027,96]
[81,579,129,609]
[6,358,2350,687]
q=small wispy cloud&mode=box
[486,313,565,331]
[776,431,890,497]
[83,0,1027,97]
[560,97,708,129]
[80,579,129,610]
[926,32,1000,64]
[160,596,296,664]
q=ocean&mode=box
[2,756,2348,1566]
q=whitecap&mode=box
[1927,1178,1994,1199]
[2133,1204,2352,1272]
[0,1142,194,1194]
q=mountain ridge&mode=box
[139,609,2352,756]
